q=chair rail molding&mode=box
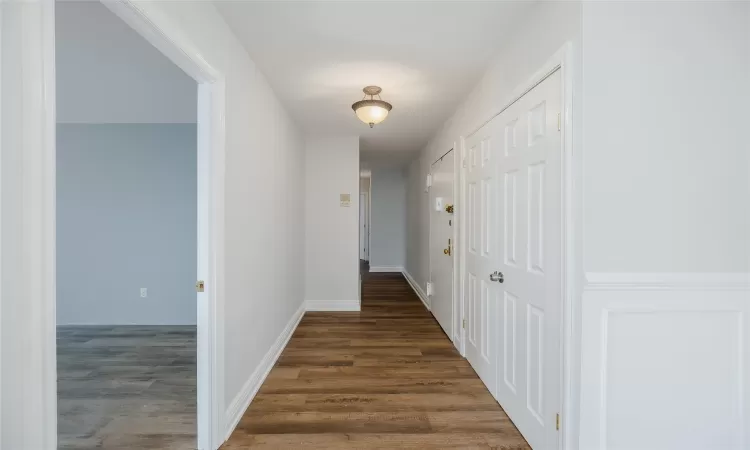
[584,272,750,291]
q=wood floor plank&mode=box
[222,270,530,449]
[57,326,197,450]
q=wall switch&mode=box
[426,282,433,296]
[140,288,148,298]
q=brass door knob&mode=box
[443,248,451,255]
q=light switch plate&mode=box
[435,197,443,211]
[340,193,351,207]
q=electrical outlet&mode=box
[140,288,148,298]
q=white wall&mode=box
[56,2,196,124]
[582,1,749,273]
[119,1,307,426]
[406,156,431,293]
[578,3,750,449]
[370,167,407,270]
[57,124,197,325]
[305,136,360,308]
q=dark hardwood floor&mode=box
[57,326,196,449]
[223,272,530,449]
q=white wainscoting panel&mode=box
[579,273,750,450]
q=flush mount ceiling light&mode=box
[352,86,393,128]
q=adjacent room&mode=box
[55,2,198,448]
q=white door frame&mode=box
[359,191,369,260]
[0,1,226,448]
[457,43,577,450]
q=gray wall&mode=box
[57,124,197,325]
[370,167,407,269]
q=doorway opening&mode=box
[359,172,371,263]
[55,3,198,448]
[52,0,227,448]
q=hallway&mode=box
[222,273,530,449]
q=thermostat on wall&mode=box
[340,194,351,207]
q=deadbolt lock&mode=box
[443,238,452,256]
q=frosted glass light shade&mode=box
[352,99,392,128]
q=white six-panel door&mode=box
[496,70,562,450]
[464,120,502,397]
[463,69,562,449]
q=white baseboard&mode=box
[369,265,404,273]
[306,300,361,311]
[224,302,305,441]
[402,270,430,311]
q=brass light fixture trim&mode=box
[352,85,393,128]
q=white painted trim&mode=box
[306,300,361,312]
[403,270,430,311]
[450,143,460,350]
[369,266,404,273]
[223,302,305,441]
[0,1,58,447]
[458,136,467,358]
[585,272,750,291]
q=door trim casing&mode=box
[457,42,577,450]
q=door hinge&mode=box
[556,413,560,431]
[557,113,561,131]
[462,318,466,329]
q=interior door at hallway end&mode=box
[464,69,563,450]
[360,192,369,260]
[429,151,455,338]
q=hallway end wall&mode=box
[369,167,407,271]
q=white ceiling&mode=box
[215,1,535,164]
[56,1,196,123]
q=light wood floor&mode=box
[223,272,530,449]
[57,326,196,449]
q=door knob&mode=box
[489,271,504,283]
[443,238,452,256]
